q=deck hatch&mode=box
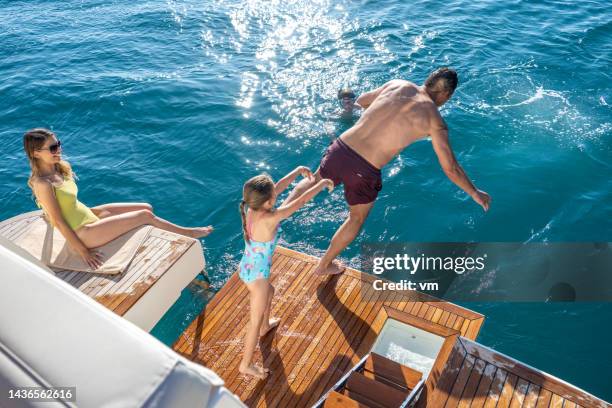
[371,318,445,378]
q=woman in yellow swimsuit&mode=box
[24,128,213,270]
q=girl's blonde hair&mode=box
[23,128,73,190]
[239,174,275,243]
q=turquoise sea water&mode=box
[1,0,611,400]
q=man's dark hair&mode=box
[425,67,458,94]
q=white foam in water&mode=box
[385,342,436,377]
[371,319,445,378]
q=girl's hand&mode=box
[297,166,314,181]
[320,178,334,193]
[77,246,104,270]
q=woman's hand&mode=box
[32,178,105,270]
[296,166,314,181]
[77,246,104,270]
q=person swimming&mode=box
[237,168,333,379]
[338,88,358,114]
[24,128,214,270]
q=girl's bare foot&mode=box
[239,363,268,380]
[314,259,345,275]
[259,317,280,337]
[189,226,214,238]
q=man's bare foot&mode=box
[239,363,268,380]
[260,317,280,337]
[189,226,214,238]
[314,259,345,275]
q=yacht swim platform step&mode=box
[317,352,425,408]
[173,246,611,408]
[0,210,205,331]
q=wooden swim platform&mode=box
[172,246,610,408]
[0,210,204,330]
[3,211,609,407]
[172,246,485,407]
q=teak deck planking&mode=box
[0,211,195,317]
[429,337,611,408]
[5,212,607,407]
[173,246,485,407]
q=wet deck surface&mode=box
[0,211,194,316]
[172,246,485,407]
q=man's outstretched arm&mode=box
[430,123,491,211]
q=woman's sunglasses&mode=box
[38,140,62,154]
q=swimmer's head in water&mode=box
[425,67,458,106]
[239,173,276,242]
[338,89,356,100]
[338,88,356,111]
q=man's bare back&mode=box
[341,79,443,169]
[341,77,490,211]
[285,68,491,275]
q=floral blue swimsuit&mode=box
[239,219,280,283]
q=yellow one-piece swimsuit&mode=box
[40,178,99,230]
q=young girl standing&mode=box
[238,166,333,379]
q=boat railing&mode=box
[399,378,425,408]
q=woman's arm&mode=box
[33,180,103,269]
[273,179,333,221]
[274,166,314,195]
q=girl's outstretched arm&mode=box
[274,179,333,221]
[275,166,314,195]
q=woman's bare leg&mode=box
[91,203,152,219]
[77,209,212,248]
[239,279,270,379]
[144,211,213,239]
[259,283,280,336]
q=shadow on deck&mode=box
[172,246,484,407]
